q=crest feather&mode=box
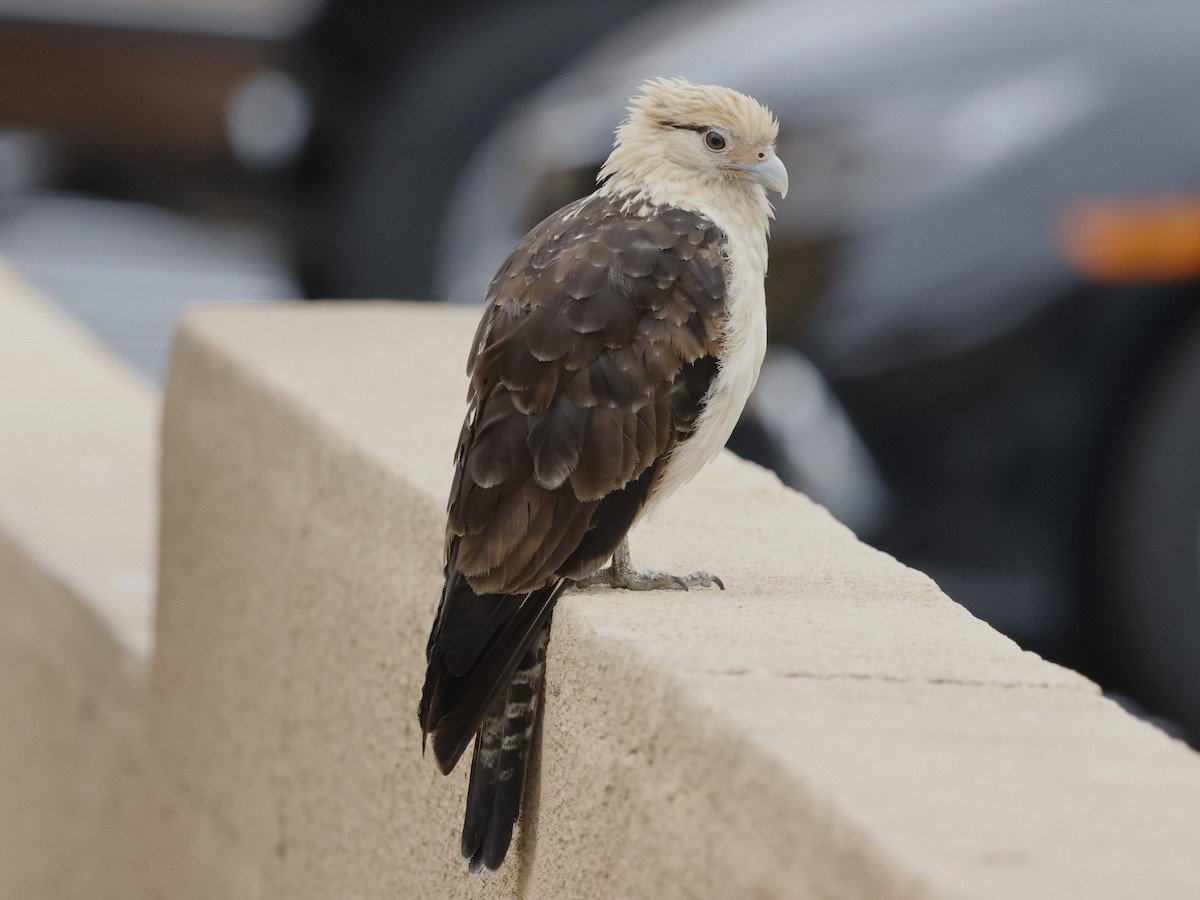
[627,76,779,147]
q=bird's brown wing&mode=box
[419,193,727,773]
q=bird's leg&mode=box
[575,537,724,591]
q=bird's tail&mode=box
[460,621,550,873]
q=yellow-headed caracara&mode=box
[418,77,787,872]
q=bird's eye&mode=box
[704,130,726,151]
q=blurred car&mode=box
[429,0,1200,737]
[0,0,665,299]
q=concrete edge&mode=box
[0,261,155,898]
[145,302,1200,899]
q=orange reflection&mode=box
[1058,197,1200,282]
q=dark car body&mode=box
[430,0,1200,736]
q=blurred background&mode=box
[3,0,1198,740]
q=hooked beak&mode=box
[732,152,789,198]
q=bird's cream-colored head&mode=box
[597,77,787,213]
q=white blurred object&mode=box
[226,69,312,170]
[750,346,889,536]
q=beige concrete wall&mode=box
[144,302,1200,900]
[0,263,154,898]
[5,279,1200,898]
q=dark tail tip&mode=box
[459,624,548,872]
[459,712,525,874]
[464,822,516,874]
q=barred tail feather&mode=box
[421,578,564,777]
[461,623,549,873]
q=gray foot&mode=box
[576,538,724,591]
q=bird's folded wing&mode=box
[420,193,728,772]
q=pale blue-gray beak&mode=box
[733,153,789,198]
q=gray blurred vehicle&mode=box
[0,0,665,298]
[432,0,1200,737]
[0,0,666,375]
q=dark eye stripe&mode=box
[658,120,710,133]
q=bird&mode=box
[417,76,787,873]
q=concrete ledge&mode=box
[149,302,1200,899]
[0,262,154,898]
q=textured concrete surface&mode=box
[148,301,1200,899]
[0,262,157,655]
[0,262,154,898]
